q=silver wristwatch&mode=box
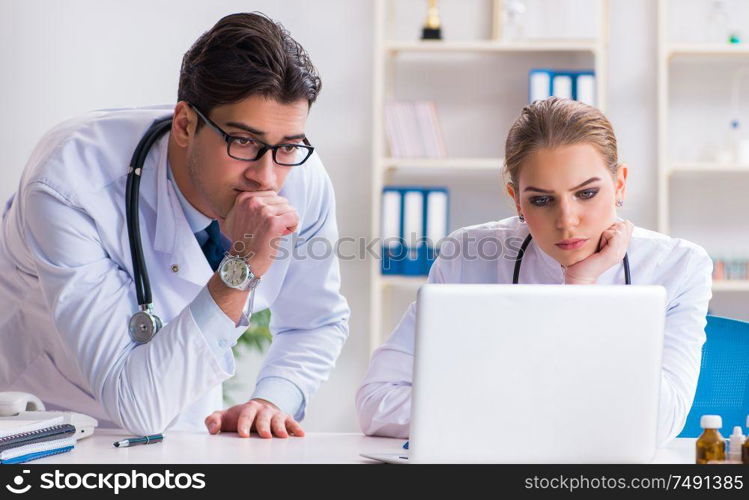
[217,254,261,291]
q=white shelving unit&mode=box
[656,0,749,298]
[385,40,601,53]
[669,162,749,174]
[667,44,749,57]
[712,280,749,292]
[383,157,502,171]
[380,275,428,288]
[369,0,611,352]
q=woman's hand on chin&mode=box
[562,220,634,285]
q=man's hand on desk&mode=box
[204,398,305,439]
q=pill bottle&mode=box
[696,415,725,464]
[728,426,745,462]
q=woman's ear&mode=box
[615,164,628,205]
[506,182,522,216]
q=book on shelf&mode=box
[384,101,447,159]
[712,258,749,281]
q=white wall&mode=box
[1,0,746,432]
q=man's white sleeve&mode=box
[24,183,243,435]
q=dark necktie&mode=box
[201,220,226,272]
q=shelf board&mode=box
[668,163,749,175]
[383,157,502,171]
[379,275,428,288]
[385,40,599,54]
[667,43,749,57]
[712,280,749,292]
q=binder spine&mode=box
[529,69,596,106]
[381,188,403,275]
[424,188,449,275]
[529,69,552,103]
[402,190,424,276]
[381,186,449,277]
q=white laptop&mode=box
[362,284,666,464]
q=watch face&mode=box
[221,258,249,287]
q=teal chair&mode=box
[678,315,749,438]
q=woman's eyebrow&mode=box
[524,177,601,193]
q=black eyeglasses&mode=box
[189,104,314,166]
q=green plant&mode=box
[224,308,272,405]
[233,308,272,357]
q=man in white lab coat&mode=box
[0,13,349,438]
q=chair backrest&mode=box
[678,315,749,438]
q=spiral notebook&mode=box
[0,417,76,464]
[1,437,76,464]
[0,416,64,438]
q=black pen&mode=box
[113,434,164,448]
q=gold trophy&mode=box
[421,0,442,40]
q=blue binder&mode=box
[423,188,449,275]
[529,69,596,105]
[380,186,449,276]
[381,188,404,275]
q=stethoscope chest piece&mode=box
[128,306,163,344]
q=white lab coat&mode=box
[356,217,713,446]
[0,106,349,434]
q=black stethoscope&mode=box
[126,116,174,344]
[512,233,631,285]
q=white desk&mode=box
[32,429,697,464]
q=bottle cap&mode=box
[700,415,722,429]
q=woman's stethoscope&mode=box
[126,116,174,344]
[512,233,631,285]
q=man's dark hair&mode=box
[178,12,321,125]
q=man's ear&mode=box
[506,182,522,216]
[171,101,197,148]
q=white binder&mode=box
[552,74,573,99]
[426,190,448,246]
[576,74,596,106]
[530,70,551,102]
[381,190,401,248]
[403,190,424,260]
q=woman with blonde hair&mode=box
[356,97,712,446]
